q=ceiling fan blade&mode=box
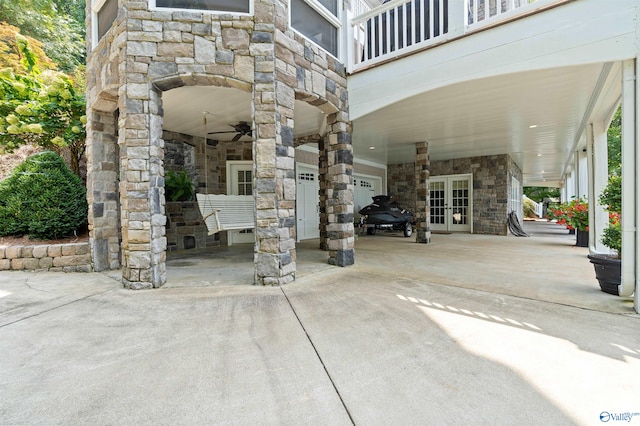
[232,133,242,142]
[208,131,237,135]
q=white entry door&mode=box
[227,161,254,244]
[296,165,320,240]
[430,174,472,233]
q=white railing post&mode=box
[448,0,465,37]
[345,9,355,72]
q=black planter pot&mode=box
[576,229,588,247]
[568,228,576,235]
[587,254,621,295]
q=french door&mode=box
[227,161,254,244]
[430,174,473,233]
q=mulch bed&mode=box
[0,231,89,247]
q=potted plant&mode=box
[165,169,194,202]
[588,175,621,295]
[547,198,589,245]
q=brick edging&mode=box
[0,242,92,272]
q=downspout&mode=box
[619,60,636,300]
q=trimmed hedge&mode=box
[0,151,87,239]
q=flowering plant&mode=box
[547,198,589,231]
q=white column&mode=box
[620,59,637,308]
[586,122,610,253]
[578,149,589,199]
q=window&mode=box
[237,170,253,196]
[317,0,338,16]
[153,0,250,13]
[291,0,340,57]
[95,0,118,42]
[510,176,522,220]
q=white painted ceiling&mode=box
[162,85,325,142]
[351,62,622,187]
[161,62,621,188]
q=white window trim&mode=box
[510,176,522,220]
[289,0,343,61]
[226,161,253,195]
[91,0,113,48]
[148,0,254,16]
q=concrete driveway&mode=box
[1,223,639,425]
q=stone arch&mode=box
[119,71,257,289]
[152,74,253,95]
[153,73,255,252]
[292,89,354,266]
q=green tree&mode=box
[0,0,85,72]
[0,35,86,175]
[0,23,56,73]
[608,106,621,175]
[523,186,560,203]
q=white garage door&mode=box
[354,175,381,220]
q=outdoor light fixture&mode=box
[529,124,538,128]
[369,146,376,150]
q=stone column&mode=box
[415,142,431,244]
[253,0,296,285]
[323,112,355,266]
[120,83,167,289]
[86,109,121,271]
[319,135,329,251]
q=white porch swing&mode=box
[195,112,255,236]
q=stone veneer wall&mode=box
[163,130,252,194]
[388,162,417,213]
[388,154,522,235]
[165,201,218,251]
[0,243,92,272]
[86,0,353,288]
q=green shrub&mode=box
[601,221,621,254]
[165,169,194,202]
[599,174,621,213]
[523,197,537,218]
[599,174,622,256]
[0,151,87,239]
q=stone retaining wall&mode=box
[0,243,92,272]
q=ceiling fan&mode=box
[208,121,253,141]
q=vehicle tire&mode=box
[367,227,376,235]
[403,222,413,237]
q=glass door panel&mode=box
[430,179,447,231]
[429,175,472,233]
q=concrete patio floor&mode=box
[164,220,634,314]
[1,220,639,425]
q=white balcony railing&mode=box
[348,0,565,72]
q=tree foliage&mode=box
[0,35,86,175]
[523,186,560,203]
[0,0,85,72]
[608,105,621,176]
[0,23,56,73]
